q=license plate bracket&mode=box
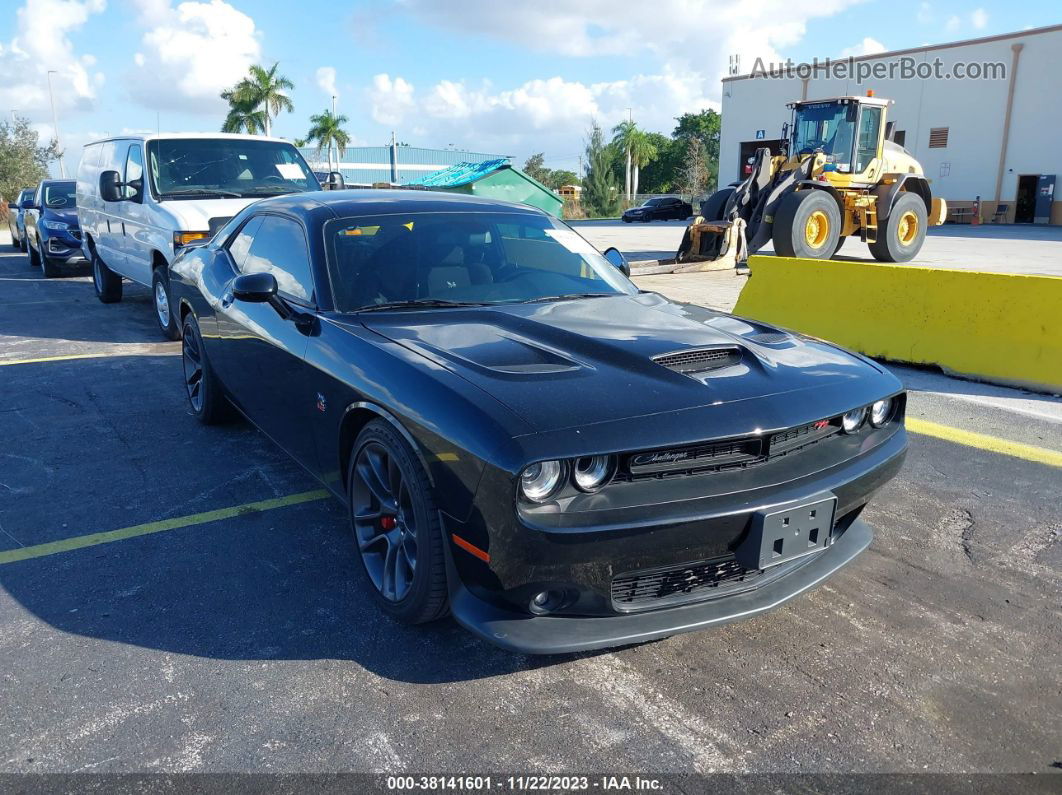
[735,495,837,571]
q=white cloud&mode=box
[0,0,107,118]
[316,66,338,99]
[127,0,261,114]
[945,14,961,32]
[971,8,988,29]
[840,37,887,58]
[916,2,933,24]
[369,73,415,125]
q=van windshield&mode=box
[147,138,318,200]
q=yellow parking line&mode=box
[907,418,1062,468]
[0,351,178,366]
[0,490,331,566]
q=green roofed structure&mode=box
[409,159,563,218]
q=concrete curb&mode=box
[733,255,1062,394]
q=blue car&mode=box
[7,188,34,252]
[25,179,85,277]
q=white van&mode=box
[76,133,320,339]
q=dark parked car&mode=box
[622,196,692,223]
[24,179,84,277]
[7,188,34,251]
[169,191,906,654]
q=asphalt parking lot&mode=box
[0,238,1060,777]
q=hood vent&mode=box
[653,346,741,375]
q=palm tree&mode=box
[306,109,350,174]
[220,90,266,135]
[228,62,294,137]
[629,130,659,200]
[611,119,637,202]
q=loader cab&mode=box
[788,97,889,184]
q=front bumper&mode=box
[450,517,872,654]
[42,231,85,261]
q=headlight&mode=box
[42,219,69,231]
[870,398,893,427]
[841,407,866,433]
[572,455,616,492]
[519,460,564,502]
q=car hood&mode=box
[158,197,260,233]
[45,208,79,227]
[358,292,897,436]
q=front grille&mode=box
[612,556,763,608]
[769,418,840,455]
[653,346,741,374]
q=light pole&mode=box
[46,71,66,178]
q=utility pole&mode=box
[47,71,66,178]
[331,95,338,174]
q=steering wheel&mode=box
[262,175,285,184]
[492,263,527,283]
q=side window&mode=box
[98,141,129,203]
[241,216,314,303]
[124,145,144,201]
[855,106,882,173]
[226,216,264,270]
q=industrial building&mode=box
[719,24,1062,224]
[298,143,510,186]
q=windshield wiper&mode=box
[356,298,493,312]
[159,188,243,199]
[239,186,304,196]
[520,293,614,303]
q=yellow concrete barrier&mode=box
[733,255,1062,393]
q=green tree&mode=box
[611,119,637,201]
[629,130,659,199]
[582,122,620,217]
[306,109,350,173]
[220,90,266,135]
[633,132,678,193]
[546,169,580,190]
[0,116,60,212]
[523,152,550,184]
[679,136,708,199]
[224,62,294,137]
[673,109,721,192]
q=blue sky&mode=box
[1,0,1058,175]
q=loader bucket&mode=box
[674,218,748,271]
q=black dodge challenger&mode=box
[169,191,906,654]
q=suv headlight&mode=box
[519,460,565,503]
[41,219,69,231]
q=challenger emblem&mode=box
[813,420,829,430]
[315,393,327,412]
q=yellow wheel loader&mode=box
[678,94,947,267]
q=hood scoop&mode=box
[653,346,742,375]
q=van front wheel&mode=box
[153,267,180,340]
[92,252,123,303]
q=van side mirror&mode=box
[99,170,123,203]
[602,246,630,277]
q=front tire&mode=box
[27,237,40,268]
[153,267,180,340]
[181,314,233,425]
[92,251,123,303]
[348,420,449,625]
[869,192,928,263]
[773,189,841,259]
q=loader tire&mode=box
[700,187,735,221]
[869,192,927,263]
[773,189,841,259]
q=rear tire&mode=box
[348,420,449,625]
[153,267,180,340]
[869,192,927,263]
[181,314,233,425]
[773,189,841,259]
[92,251,123,303]
[700,187,736,221]
[9,232,18,250]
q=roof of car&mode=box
[251,189,548,219]
[82,132,296,146]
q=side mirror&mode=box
[99,170,123,203]
[327,171,345,190]
[602,246,630,277]
[232,272,278,303]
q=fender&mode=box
[874,174,931,222]
[339,400,438,490]
[793,180,846,218]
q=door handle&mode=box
[106,219,111,232]
[121,223,126,236]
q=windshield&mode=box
[791,101,857,169]
[325,211,636,312]
[147,138,318,200]
[43,182,76,208]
